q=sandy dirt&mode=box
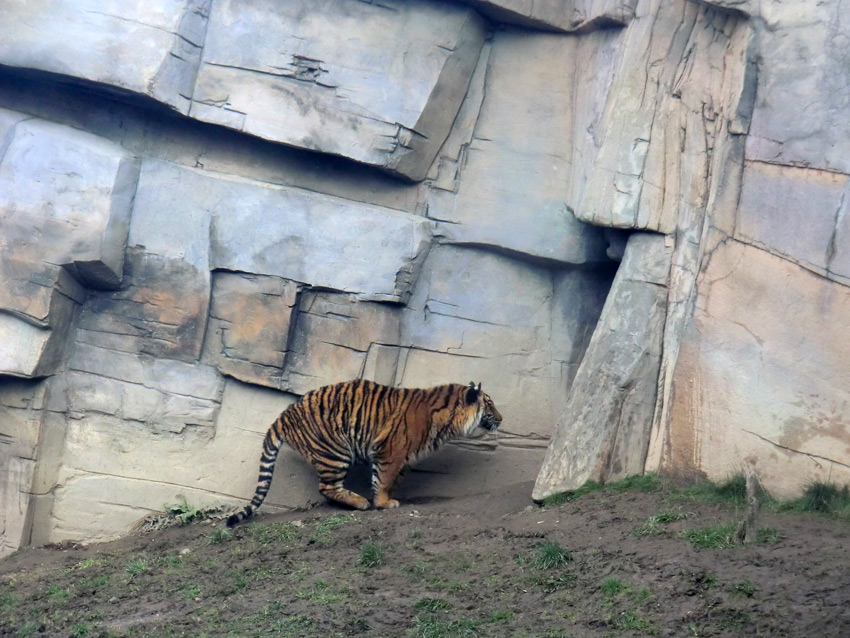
[2,478,849,637]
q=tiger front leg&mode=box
[371,458,406,509]
[314,458,370,510]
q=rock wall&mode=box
[1,0,849,555]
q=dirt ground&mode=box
[2,476,850,638]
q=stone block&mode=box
[284,293,401,394]
[0,0,208,113]
[744,0,850,175]
[398,245,558,433]
[69,343,223,403]
[47,379,308,544]
[660,239,850,499]
[736,161,850,279]
[0,268,83,378]
[429,30,608,264]
[203,272,300,388]
[0,378,47,558]
[459,0,637,32]
[533,233,672,500]
[0,118,140,289]
[132,159,432,303]
[191,0,486,180]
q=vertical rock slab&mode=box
[191,0,487,180]
[662,239,850,498]
[0,118,141,289]
[429,29,608,264]
[533,233,672,500]
[0,0,209,113]
[202,272,300,388]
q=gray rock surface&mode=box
[192,0,487,180]
[533,233,671,499]
[460,0,637,32]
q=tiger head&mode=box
[463,381,503,438]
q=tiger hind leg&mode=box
[372,459,405,509]
[318,481,370,510]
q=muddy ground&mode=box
[2,476,849,637]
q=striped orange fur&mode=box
[227,379,502,527]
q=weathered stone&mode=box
[0,269,84,378]
[69,343,223,403]
[659,239,850,499]
[429,29,608,264]
[202,272,300,388]
[740,1,850,175]
[459,0,637,32]
[47,379,306,544]
[131,159,432,303]
[533,233,672,500]
[398,244,557,432]
[284,293,401,395]
[570,2,751,233]
[191,0,486,180]
[0,118,140,289]
[736,161,850,281]
[0,0,209,113]
[0,378,47,559]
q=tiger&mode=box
[226,379,502,527]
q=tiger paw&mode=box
[375,498,399,509]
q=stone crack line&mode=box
[743,429,850,470]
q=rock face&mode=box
[1,0,849,554]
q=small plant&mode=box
[610,473,662,492]
[297,579,344,604]
[533,541,571,570]
[125,556,150,579]
[182,584,202,600]
[70,621,92,638]
[414,598,453,612]
[681,523,738,549]
[164,496,201,525]
[731,581,756,597]
[359,540,384,568]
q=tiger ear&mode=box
[465,381,481,404]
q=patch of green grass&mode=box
[488,610,515,623]
[310,514,352,543]
[70,620,92,637]
[206,528,233,545]
[164,496,201,525]
[533,541,571,570]
[125,556,150,579]
[601,578,626,597]
[779,482,850,517]
[634,510,689,536]
[673,474,770,506]
[610,473,662,493]
[414,597,453,612]
[541,473,662,506]
[731,581,756,597]
[296,579,345,604]
[681,523,738,549]
[15,620,42,638]
[248,521,301,545]
[182,584,202,600]
[756,527,780,545]
[45,584,70,605]
[358,540,384,568]
[408,613,480,638]
[614,610,654,632]
[1,590,15,614]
